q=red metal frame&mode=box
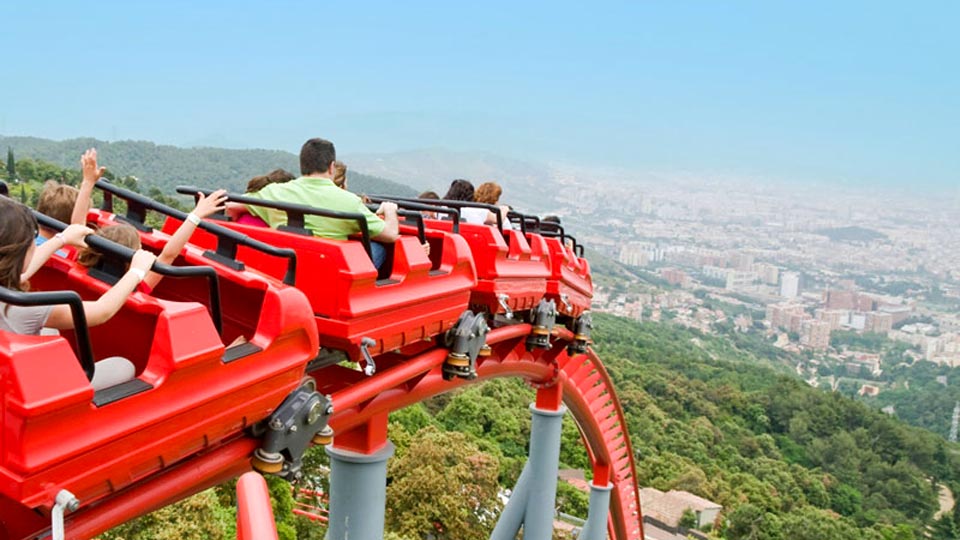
[0,220,317,538]
[237,472,280,540]
[541,236,593,318]
[423,220,551,315]
[162,216,477,358]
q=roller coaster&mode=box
[0,180,643,540]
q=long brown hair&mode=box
[77,224,141,268]
[0,198,39,291]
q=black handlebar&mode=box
[34,212,224,335]
[177,186,373,260]
[0,286,97,381]
[97,181,298,286]
[365,197,462,234]
[365,204,427,244]
[368,195,502,234]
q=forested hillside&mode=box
[0,136,417,197]
[593,313,960,540]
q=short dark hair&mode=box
[418,190,439,200]
[444,179,475,202]
[299,138,336,176]
[0,180,8,197]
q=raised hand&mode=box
[192,189,229,219]
[80,149,106,184]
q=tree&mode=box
[100,489,234,540]
[386,426,501,540]
[679,508,698,529]
[6,147,14,181]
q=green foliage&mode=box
[0,135,416,197]
[101,489,234,540]
[591,312,956,538]
[386,426,501,540]
[831,331,893,352]
[555,480,590,517]
[679,508,698,529]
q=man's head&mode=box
[36,181,79,236]
[299,138,336,177]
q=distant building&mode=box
[780,272,800,299]
[726,271,758,291]
[754,263,780,285]
[858,384,880,397]
[816,309,848,331]
[640,488,722,530]
[619,242,664,267]
[767,303,806,333]
[800,320,832,350]
[825,290,857,310]
[879,305,913,325]
[660,268,689,287]
[865,312,893,335]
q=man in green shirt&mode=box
[232,138,399,268]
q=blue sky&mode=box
[1,1,956,187]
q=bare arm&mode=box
[225,201,248,220]
[45,250,157,329]
[371,202,399,243]
[71,149,106,225]
[20,224,92,282]
[143,190,227,289]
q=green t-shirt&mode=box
[246,176,385,241]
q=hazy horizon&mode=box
[1,1,957,188]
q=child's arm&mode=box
[142,190,228,289]
[46,250,157,328]
[71,149,106,225]
[20,224,92,282]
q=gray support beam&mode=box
[325,442,395,540]
[577,482,613,540]
[490,404,567,540]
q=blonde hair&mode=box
[78,224,141,268]
[36,181,79,225]
[333,161,347,188]
[474,182,503,205]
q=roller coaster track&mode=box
[315,324,644,540]
[50,325,642,539]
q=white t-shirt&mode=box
[460,207,513,230]
[0,302,53,335]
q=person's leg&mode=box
[370,241,387,269]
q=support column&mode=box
[325,413,394,540]
[490,386,566,540]
[576,482,613,540]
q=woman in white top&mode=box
[445,179,511,229]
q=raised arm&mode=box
[20,224,92,282]
[71,149,106,225]
[143,190,227,289]
[45,249,157,329]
